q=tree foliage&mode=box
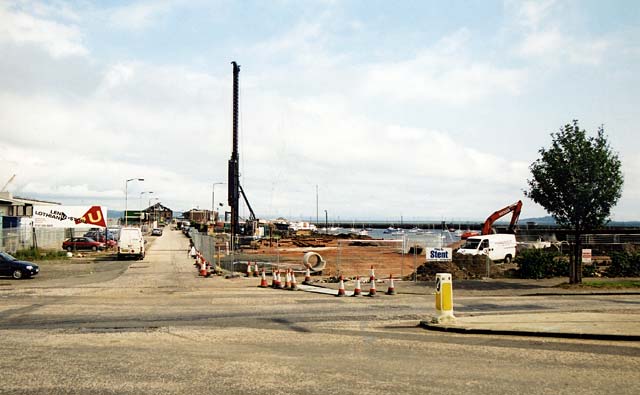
[525,120,623,283]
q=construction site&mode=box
[180,61,640,285]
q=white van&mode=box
[457,234,516,263]
[117,227,145,260]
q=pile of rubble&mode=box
[412,253,517,281]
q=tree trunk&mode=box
[568,230,583,284]
[575,231,583,283]
[568,242,576,284]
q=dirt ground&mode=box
[238,235,512,280]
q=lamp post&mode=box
[324,210,328,234]
[149,197,160,227]
[140,191,153,227]
[212,182,225,222]
[124,178,144,226]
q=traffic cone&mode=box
[336,275,346,297]
[246,262,253,277]
[352,276,362,297]
[271,269,277,288]
[303,267,312,285]
[285,269,292,289]
[199,258,207,277]
[253,262,259,277]
[277,270,285,289]
[386,274,396,295]
[290,270,298,290]
[368,278,377,297]
[369,265,376,283]
[259,268,268,288]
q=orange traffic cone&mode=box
[259,268,268,288]
[336,275,346,297]
[271,269,278,288]
[199,259,207,277]
[352,276,362,297]
[290,270,298,290]
[285,269,292,289]
[246,262,253,277]
[253,262,259,277]
[303,267,312,285]
[386,274,396,295]
[368,277,377,297]
[369,265,376,283]
[277,270,285,289]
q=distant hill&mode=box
[520,216,556,225]
[108,209,123,219]
[521,215,640,227]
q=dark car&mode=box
[151,228,163,236]
[84,230,116,242]
[62,237,105,251]
[0,251,39,279]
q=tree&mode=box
[525,120,623,284]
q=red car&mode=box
[62,237,105,252]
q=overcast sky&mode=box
[1,0,639,222]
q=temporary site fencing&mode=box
[188,228,449,279]
[0,227,77,253]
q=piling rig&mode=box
[228,61,257,250]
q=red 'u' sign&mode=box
[75,206,106,227]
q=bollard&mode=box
[432,273,455,323]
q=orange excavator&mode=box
[460,200,523,239]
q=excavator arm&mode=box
[481,200,523,235]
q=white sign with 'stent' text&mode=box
[426,248,453,262]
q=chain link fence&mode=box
[0,227,73,253]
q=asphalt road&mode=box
[0,228,639,394]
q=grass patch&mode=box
[13,248,69,261]
[582,280,640,289]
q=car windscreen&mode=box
[0,252,17,261]
[463,239,481,249]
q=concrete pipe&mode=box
[302,251,326,272]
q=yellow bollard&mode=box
[433,273,455,324]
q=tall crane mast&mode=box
[227,61,256,250]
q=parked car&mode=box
[151,228,163,236]
[0,251,39,279]
[84,230,116,242]
[62,237,105,252]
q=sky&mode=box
[1,0,639,223]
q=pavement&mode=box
[293,277,640,341]
[420,312,640,341]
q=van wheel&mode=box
[504,255,512,264]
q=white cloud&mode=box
[511,0,612,66]
[0,2,87,58]
[361,31,526,104]
[515,0,557,29]
[106,0,176,31]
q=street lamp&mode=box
[140,191,153,227]
[324,210,328,234]
[124,178,144,226]
[140,191,153,210]
[212,182,225,222]
[149,197,160,227]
